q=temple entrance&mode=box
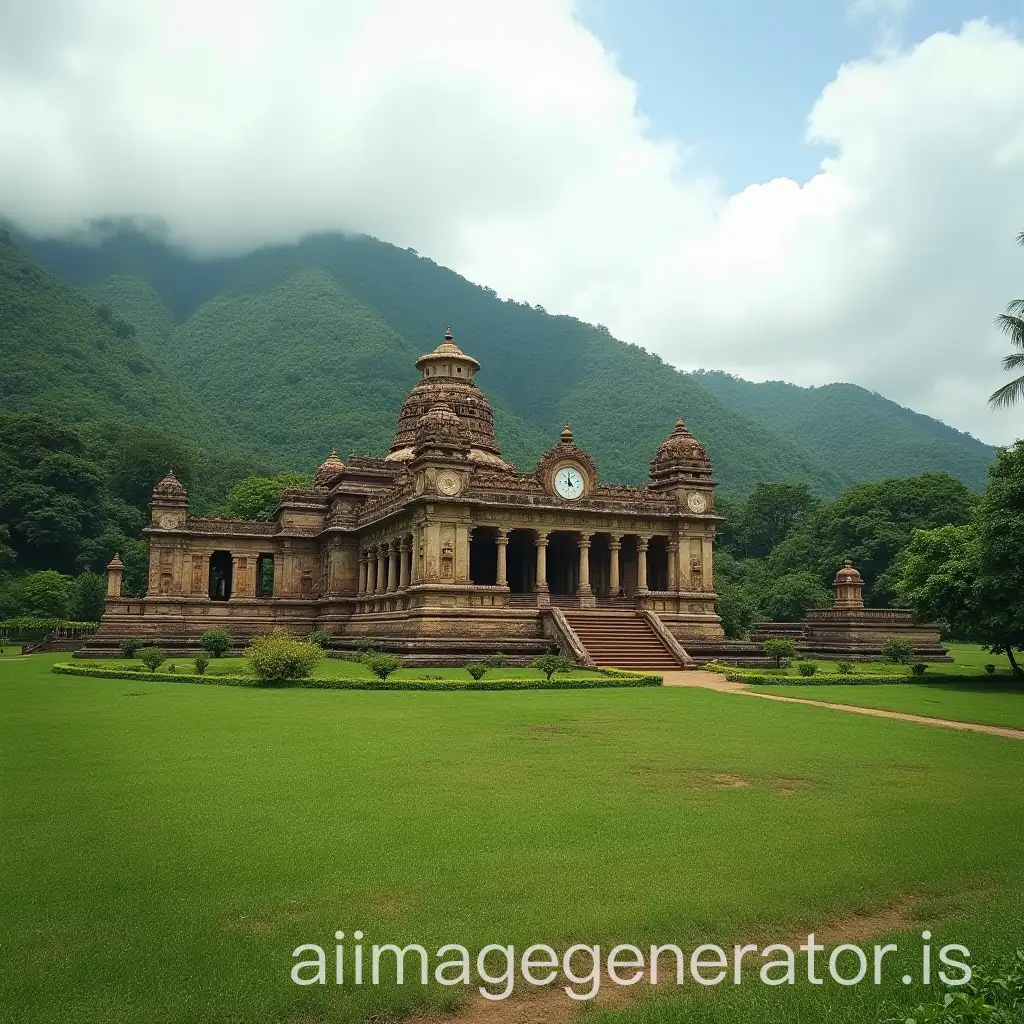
[648,536,670,591]
[506,530,536,594]
[589,533,611,596]
[547,532,578,596]
[256,553,274,597]
[469,529,498,586]
[620,536,639,596]
[209,551,232,601]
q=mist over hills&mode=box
[5,226,996,498]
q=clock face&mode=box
[158,513,178,529]
[686,491,708,514]
[435,470,462,496]
[554,466,585,499]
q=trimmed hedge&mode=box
[51,663,661,691]
[732,671,992,686]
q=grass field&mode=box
[3,653,1024,1023]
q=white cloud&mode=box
[1,1,1023,445]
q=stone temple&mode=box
[95,330,735,670]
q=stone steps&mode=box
[562,611,682,671]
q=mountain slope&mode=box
[14,226,993,496]
[694,371,995,492]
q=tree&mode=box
[880,636,915,665]
[12,571,75,618]
[110,428,193,511]
[365,653,401,681]
[71,572,107,621]
[465,663,487,680]
[218,473,311,520]
[245,630,323,682]
[532,653,572,679]
[200,629,233,658]
[138,646,167,672]
[763,637,798,669]
[762,572,831,623]
[736,482,819,558]
[989,230,1024,408]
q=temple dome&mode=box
[314,450,345,488]
[153,471,187,498]
[834,558,863,584]
[652,419,710,468]
[387,328,510,469]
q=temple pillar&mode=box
[399,537,410,590]
[376,545,388,594]
[357,554,367,597]
[386,541,398,593]
[496,529,508,588]
[609,535,621,596]
[577,532,595,608]
[105,554,124,598]
[667,539,678,590]
[637,535,649,595]
[366,549,377,596]
[534,531,550,605]
[410,528,420,582]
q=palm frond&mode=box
[1017,229,1024,247]
[1006,298,1024,317]
[989,374,1024,408]
[1002,352,1024,370]
[994,312,1024,347]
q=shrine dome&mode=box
[387,328,509,469]
[314,450,345,488]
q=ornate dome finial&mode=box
[153,471,187,499]
[315,449,345,488]
[444,325,453,341]
[560,423,573,445]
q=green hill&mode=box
[694,371,995,492]
[12,227,995,496]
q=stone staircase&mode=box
[561,610,684,672]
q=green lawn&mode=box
[3,653,1024,1023]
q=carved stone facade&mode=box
[97,330,725,655]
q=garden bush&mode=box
[836,660,855,674]
[119,638,143,658]
[138,646,167,673]
[306,630,333,649]
[200,629,232,658]
[465,663,487,681]
[193,652,210,675]
[485,651,509,668]
[763,637,798,668]
[532,653,572,680]
[245,629,323,683]
[881,636,916,665]
[985,663,997,674]
[911,662,928,676]
[797,662,817,677]
[364,653,401,681]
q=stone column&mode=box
[667,539,678,590]
[376,545,388,594]
[609,535,621,596]
[357,554,367,597]
[637,535,649,594]
[230,554,239,601]
[496,529,508,587]
[577,533,592,595]
[386,541,398,593]
[534,530,549,604]
[365,550,377,596]
[106,554,124,598]
[410,528,419,583]
[399,537,410,590]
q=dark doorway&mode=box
[648,537,670,591]
[589,534,611,596]
[209,550,232,601]
[256,553,274,597]
[547,532,578,596]
[507,530,536,594]
[621,535,639,596]
[470,530,498,585]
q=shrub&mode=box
[985,663,997,674]
[485,651,509,669]
[364,653,401,680]
[354,636,378,654]
[880,636,916,665]
[168,663,177,674]
[200,629,232,658]
[532,653,572,680]
[119,638,143,658]
[306,630,333,649]
[763,637,798,669]
[911,662,928,676]
[465,663,487,681]
[193,651,210,675]
[245,629,324,683]
[138,646,167,672]
[797,662,817,677]
[836,660,855,674]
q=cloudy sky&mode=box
[2,0,1023,444]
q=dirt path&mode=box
[659,671,1024,740]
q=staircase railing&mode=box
[639,609,695,667]
[543,607,597,669]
